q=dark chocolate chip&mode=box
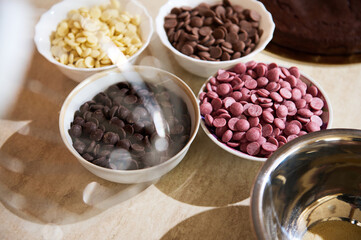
[110,117,124,127]
[117,139,131,150]
[83,111,92,121]
[90,129,104,142]
[82,153,94,161]
[118,106,130,119]
[86,141,96,153]
[70,80,191,170]
[171,124,185,135]
[80,103,89,113]
[99,124,106,132]
[131,133,144,143]
[88,117,99,127]
[102,144,114,151]
[133,106,148,118]
[93,157,108,168]
[109,106,119,118]
[93,144,100,156]
[69,124,82,138]
[124,124,134,137]
[94,92,106,103]
[99,150,111,157]
[123,95,138,105]
[93,109,105,123]
[131,143,145,152]
[83,121,97,134]
[134,121,145,133]
[103,132,119,145]
[73,138,86,154]
[116,127,126,139]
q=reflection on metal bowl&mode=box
[251,128,361,239]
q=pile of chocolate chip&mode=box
[69,81,191,170]
[199,61,327,158]
[163,0,263,61]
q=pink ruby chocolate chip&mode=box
[200,102,212,115]
[246,127,261,142]
[229,102,244,116]
[199,61,327,159]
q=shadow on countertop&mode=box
[0,51,153,225]
[155,129,263,207]
[160,206,255,240]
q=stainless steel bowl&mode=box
[251,129,361,239]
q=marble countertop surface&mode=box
[1,0,361,239]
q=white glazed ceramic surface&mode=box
[197,64,333,161]
[34,0,153,82]
[155,0,275,78]
[59,66,200,183]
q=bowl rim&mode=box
[250,128,361,240]
[155,0,275,66]
[59,65,200,174]
[197,62,334,162]
[34,0,154,72]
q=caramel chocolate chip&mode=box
[210,46,222,58]
[199,26,212,36]
[249,10,261,22]
[181,44,194,55]
[190,16,203,28]
[163,0,262,61]
[213,28,225,39]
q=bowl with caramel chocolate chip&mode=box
[59,66,200,183]
[156,0,274,77]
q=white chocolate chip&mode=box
[84,56,95,68]
[50,0,143,68]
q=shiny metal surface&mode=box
[251,129,361,240]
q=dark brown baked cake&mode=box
[259,0,361,55]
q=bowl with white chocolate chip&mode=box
[34,0,153,82]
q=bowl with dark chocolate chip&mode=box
[59,66,200,183]
[155,0,274,77]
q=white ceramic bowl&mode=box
[59,66,200,183]
[198,63,333,161]
[155,0,275,77]
[34,0,153,82]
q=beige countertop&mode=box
[1,0,361,239]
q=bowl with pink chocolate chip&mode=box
[198,61,333,161]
